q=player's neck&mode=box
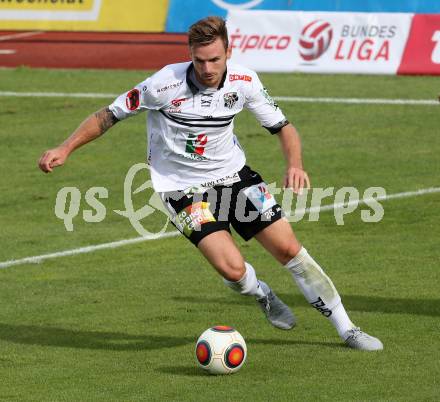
[193,69,224,90]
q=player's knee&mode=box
[220,261,246,282]
[278,242,302,265]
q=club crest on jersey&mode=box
[185,133,208,160]
[126,88,140,111]
[224,92,239,109]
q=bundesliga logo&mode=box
[299,20,333,61]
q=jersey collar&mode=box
[186,62,227,95]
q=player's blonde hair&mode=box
[188,16,229,50]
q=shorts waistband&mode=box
[183,166,250,194]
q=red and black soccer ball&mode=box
[195,326,247,375]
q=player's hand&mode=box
[283,166,311,194]
[38,146,69,173]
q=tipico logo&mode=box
[299,20,333,61]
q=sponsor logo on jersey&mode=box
[200,172,241,189]
[243,182,276,213]
[185,133,208,159]
[157,80,183,93]
[176,201,216,236]
[223,92,239,109]
[260,87,278,110]
[171,97,188,107]
[183,172,241,195]
[257,184,272,202]
[299,20,333,61]
[167,98,188,113]
[229,73,252,82]
[125,88,140,111]
[168,108,182,114]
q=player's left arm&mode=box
[242,71,310,193]
[276,123,311,194]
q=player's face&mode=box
[191,37,231,88]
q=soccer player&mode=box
[38,16,383,350]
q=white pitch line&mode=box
[275,96,439,106]
[0,91,438,105]
[0,187,439,270]
[303,186,440,214]
[0,91,117,99]
[0,50,16,55]
[0,31,43,42]
[0,231,180,270]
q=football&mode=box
[195,326,247,375]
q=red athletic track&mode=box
[0,31,190,70]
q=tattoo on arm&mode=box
[94,107,119,134]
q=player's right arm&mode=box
[38,68,168,173]
[38,107,119,173]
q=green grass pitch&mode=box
[0,67,439,401]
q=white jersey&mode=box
[109,61,287,192]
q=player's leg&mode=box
[197,230,247,282]
[160,186,294,329]
[197,230,295,330]
[254,218,383,350]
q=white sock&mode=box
[285,247,355,339]
[223,262,266,299]
[329,303,356,339]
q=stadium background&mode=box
[1,0,440,74]
[1,1,439,401]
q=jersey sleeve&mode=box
[108,76,161,120]
[244,73,289,134]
